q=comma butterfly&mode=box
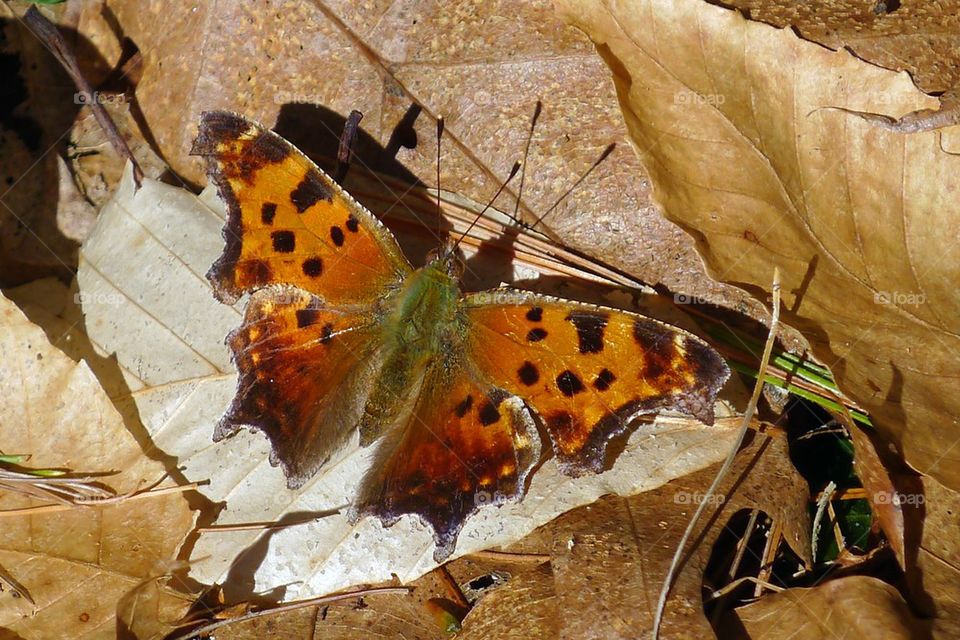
[192,111,730,561]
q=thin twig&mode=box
[0,467,114,504]
[705,576,784,602]
[22,6,143,185]
[811,480,836,561]
[653,267,781,638]
[0,482,199,516]
[466,549,550,564]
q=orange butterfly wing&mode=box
[463,289,730,475]
[218,289,383,487]
[192,111,412,305]
[353,365,541,561]
[194,111,410,485]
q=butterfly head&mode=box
[426,240,465,282]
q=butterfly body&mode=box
[194,111,731,561]
[357,252,466,446]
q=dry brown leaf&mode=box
[551,433,807,639]
[455,432,809,639]
[557,0,960,492]
[69,100,170,212]
[727,575,927,639]
[94,0,756,311]
[849,423,906,568]
[0,291,194,640]
[908,476,960,637]
[115,575,194,640]
[212,573,450,640]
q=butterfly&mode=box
[192,111,730,562]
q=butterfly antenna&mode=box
[452,160,522,254]
[528,142,616,232]
[436,117,444,229]
[512,100,543,223]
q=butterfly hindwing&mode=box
[217,288,384,488]
[352,362,541,562]
[193,111,412,305]
[464,289,730,475]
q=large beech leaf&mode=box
[557,0,960,490]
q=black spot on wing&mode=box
[518,361,540,386]
[295,308,321,328]
[271,230,295,253]
[556,370,585,397]
[526,327,547,342]
[455,395,474,418]
[594,368,616,391]
[346,215,360,232]
[290,169,332,213]
[526,307,543,322]
[319,323,334,344]
[302,257,323,277]
[261,202,277,224]
[330,226,345,246]
[566,310,608,354]
[478,401,501,426]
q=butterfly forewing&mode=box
[463,289,730,475]
[193,111,412,305]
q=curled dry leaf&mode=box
[726,575,927,639]
[0,289,193,640]
[557,0,960,491]
[77,164,742,599]
[848,422,906,568]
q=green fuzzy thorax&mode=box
[384,254,464,361]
